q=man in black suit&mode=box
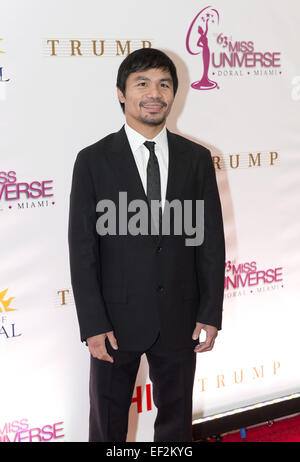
[68,48,225,442]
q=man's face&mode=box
[117,67,175,129]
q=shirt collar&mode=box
[125,122,168,154]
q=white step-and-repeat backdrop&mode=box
[1,0,300,442]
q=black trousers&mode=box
[89,333,198,442]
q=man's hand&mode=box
[87,331,118,363]
[192,322,218,353]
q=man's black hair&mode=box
[116,48,178,113]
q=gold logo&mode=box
[0,37,4,54]
[213,151,279,170]
[0,289,16,312]
[42,39,152,57]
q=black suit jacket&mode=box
[68,126,225,351]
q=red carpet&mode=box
[215,414,300,442]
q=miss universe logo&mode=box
[186,5,282,91]
[186,6,220,90]
[0,170,55,212]
[224,260,283,298]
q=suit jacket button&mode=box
[157,285,164,293]
[156,246,162,254]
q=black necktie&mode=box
[144,141,162,235]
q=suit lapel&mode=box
[106,125,147,204]
[105,125,192,245]
[165,129,191,205]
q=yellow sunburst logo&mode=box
[0,289,16,312]
[0,38,4,54]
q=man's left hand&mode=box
[192,322,218,353]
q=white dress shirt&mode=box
[124,123,169,212]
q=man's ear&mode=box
[117,87,125,104]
